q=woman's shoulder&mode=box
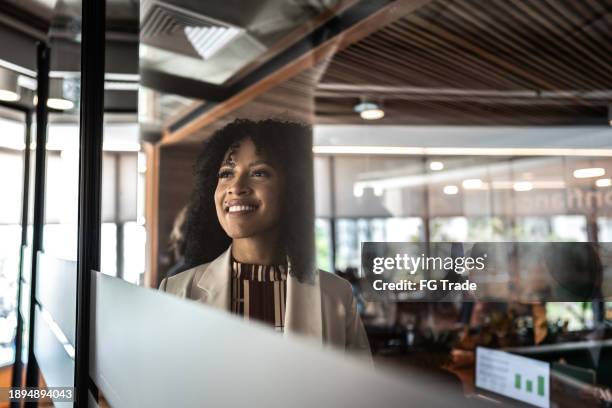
[317,270,354,301]
[159,262,210,294]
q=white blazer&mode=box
[159,246,371,360]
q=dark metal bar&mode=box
[115,153,124,279]
[0,101,32,113]
[328,156,337,272]
[74,0,106,405]
[116,223,124,278]
[25,41,50,391]
[11,109,32,394]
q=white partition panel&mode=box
[34,306,73,407]
[90,272,467,408]
[36,252,77,345]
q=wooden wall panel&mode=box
[155,145,199,284]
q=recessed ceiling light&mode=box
[462,179,483,189]
[354,101,384,120]
[430,161,444,171]
[573,167,605,178]
[513,181,533,192]
[443,185,458,195]
[596,178,611,187]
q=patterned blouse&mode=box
[230,259,288,332]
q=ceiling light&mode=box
[45,78,77,111]
[0,89,19,101]
[596,178,611,187]
[47,98,75,110]
[185,25,242,60]
[462,179,483,189]
[354,101,384,120]
[573,167,605,179]
[0,68,20,101]
[430,161,444,171]
[513,181,533,192]
[443,185,458,195]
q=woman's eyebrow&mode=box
[249,160,271,167]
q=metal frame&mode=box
[74,0,106,405]
[329,156,337,272]
[25,41,50,393]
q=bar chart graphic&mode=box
[476,347,550,408]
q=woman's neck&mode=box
[231,232,285,265]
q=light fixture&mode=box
[513,181,533,192]
[0,67,20,102]
[46,78,76,110]
[354,100,384,120]
[462,179,483,189]
[430,161,444,171]
[47,98,74,110]
[443,185,458,195]
[573,167,605,179]
[596,178,611,188]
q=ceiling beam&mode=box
[161,0,434,146]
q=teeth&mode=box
[228,205,255,213]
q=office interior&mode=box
[0,0,611,407]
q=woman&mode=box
[159,119,370,359]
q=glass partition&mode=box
[137,1,612,406]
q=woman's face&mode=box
[214,138,283,240]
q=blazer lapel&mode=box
[194,245,323,344]
[284,271,323,345]
[195,246,232,311]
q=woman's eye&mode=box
[251,169,270,177]
[218,170,233,179]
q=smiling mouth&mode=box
[226,204,258,214]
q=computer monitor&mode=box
[476,347,550,408]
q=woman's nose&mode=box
[228,173,251,195]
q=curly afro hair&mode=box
[183,118,315,283]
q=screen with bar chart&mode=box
[476,347,550,408]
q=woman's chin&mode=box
[225,224,279,241]
[225,228,260,240]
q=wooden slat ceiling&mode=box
[174,0,612,144]
[316,0,612,125]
